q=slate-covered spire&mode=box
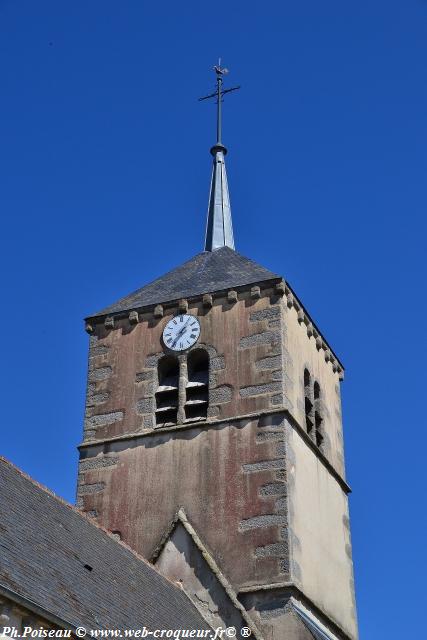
[205,144,234,251]
[199,62,240,252]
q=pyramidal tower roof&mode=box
[90,247,280,317]
[88,64,281,319]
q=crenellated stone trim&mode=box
[84,276,344,383]
[84,280,280,332]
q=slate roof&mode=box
[0,457,210,632]
[89,246,281,318]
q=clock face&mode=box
[162,314,201,351]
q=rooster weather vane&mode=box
[199,59,240,150]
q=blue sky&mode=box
[1,1,426,638]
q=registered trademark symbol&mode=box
[241,628,252,638]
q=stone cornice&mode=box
[84,277,282,326]
[78,407,351,495]
[84,277,344,378]
[238,582,353,640]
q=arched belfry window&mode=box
[304,368,314,436]
[303,369,324,449]
[185,349,209,421]
[155,356,179,427]
[313,381,323,448]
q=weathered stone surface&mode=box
[250,307,280,322]
[275,281,286,296]
[79,456,119,471]
[154,305,164,319]
[178,299,188,313]
[210,356,225,371]
[202,294,213,308]
[143,415,155,428]
[136,370,155,383]
[89,366,112,382]
[239,514,287,531]
[136,398,154,414]
[243,459,285,473]
[227,290,238,303]
[207,405,220,418]
[90,345,110,357]
[86,392,110,406]
[145,354,161,367]
[240,382,282,398]
[256,432,285,443]
[210,385,233,404]
[255,542,288,558]
[86,412,123,428]
[78,482,106,495]
[255,355,282,370]
[239,331,279,349]
[259,482,287,496]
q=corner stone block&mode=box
[275,281,286,296]
[154,304,164,319]
[129,310,139,324]
[104,316,115,329]
[85,322,94,334]
[251,286,261,299]
[178,299,188,313]
[203,294,213,308]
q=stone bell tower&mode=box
[77,66,358,640]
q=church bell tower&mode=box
[77,66,358,640]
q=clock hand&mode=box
[172,318,191,348]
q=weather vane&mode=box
[199,59,240,150]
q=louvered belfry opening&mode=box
[304,368,314,436]
[155,355,179,427]
[185,349,209,421]
[314,381,324,448]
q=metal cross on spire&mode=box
[199,61,240,252]
[199,59,240,150]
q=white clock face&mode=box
[162,314,201,351]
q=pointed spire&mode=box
[199,61,240,252]
[205,145,234,251]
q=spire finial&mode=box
[199,60,240,153]
[199,58,240,251]
[199,62,240,252]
